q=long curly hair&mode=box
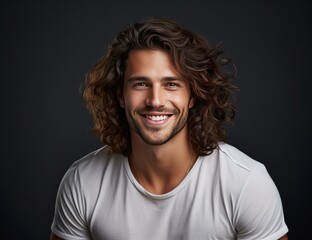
[83,17,237,156]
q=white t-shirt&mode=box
[51,143,288,240]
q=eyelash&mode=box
[166,82,179,87]
[132,82,181,89]
[133,82,149,88]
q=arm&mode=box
[234,169,289,239]
[51,165,90,239]
[50,233,63,240]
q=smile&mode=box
[139,112,174,124]
[145,115,169,121]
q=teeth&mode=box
[146,115,168,121]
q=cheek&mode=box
[168,93,192,109]
[124,92,146,109]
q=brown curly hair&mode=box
[83,17,237,156]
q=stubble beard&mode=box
[126,108,189,146]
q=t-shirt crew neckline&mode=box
[123,155,202,200]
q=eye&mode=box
[165,82,181,89]
[133,82,149,89]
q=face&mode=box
[120,49,194,146]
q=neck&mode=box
[128,129,197,194]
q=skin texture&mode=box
[120,49,194,146]
[121,49,196,195]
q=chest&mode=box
[88,179,236,240]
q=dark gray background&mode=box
[1,0,311,239]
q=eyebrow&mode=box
[126,75,183,82]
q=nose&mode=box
[145,85,165,108]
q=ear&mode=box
[188,96,195,109]
[119,98,125,108]
[119,95,125,108]
[117,89,125,108]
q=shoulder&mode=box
[69,146,123,176]
[209,143,288,238]
[53,146,125,227]
[217,142,266,173]
[216,142,278,195]
[211,143,281,198]
[52,147,118,239]
[58,146,125,201]
[203,142,276,203]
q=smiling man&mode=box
[122,50,194,145]
[50,17,288,239]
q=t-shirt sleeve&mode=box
[51,164,91,240]
[234,167,288,240]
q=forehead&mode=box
[127,49,171,63]
[125,49,180,76]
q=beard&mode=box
[125,107,189,146]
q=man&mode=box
[50,17,288,239]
